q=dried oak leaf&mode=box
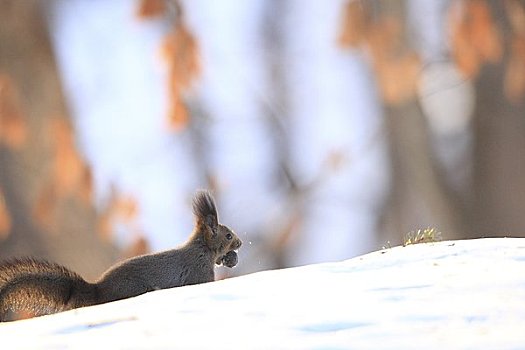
[0,74,28,149]
[338,1,367,48]
[506,0,525,36]
[34,118,93,230]
[98,190,140,240]
[121,235,151,259]
[338,6,423,105]
[51,119,92,200]
[504,1,525,102]
[468,0,502,63]
[33,183,58,230]
[168,95,189,131]
[366,17,403,63]
[161,22,200,131]
[504,37,525,102]
[0,188,11,239]
[354,15,422,105]
[136,0,166,19]
[449,0,502,78]
[450,11,480,77]
[376,53,421,105]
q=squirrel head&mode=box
[192,190,242,267]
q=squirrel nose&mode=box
[233,239,242,250]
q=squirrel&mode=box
[0,190,242,321]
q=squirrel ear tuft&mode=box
[205,215,218,233]
[192,190,219,227]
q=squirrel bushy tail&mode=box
[0,259,96,321]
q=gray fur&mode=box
[0,190,242,321]
[0,259,98,319]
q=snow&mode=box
[1,238,524,349]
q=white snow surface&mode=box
[1,238,524,349]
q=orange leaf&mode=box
[0,188,11,239]
[161,23,200,89]
[449,0,502,78]
[366,17,403,63]
[338,1,367,48]
[50,118,93,200]
[33,183,58,231]
[167,96,189,131]
[468,1,502,63]
[377,53,421,105]
[506,0,525,36]
[136,0,166,19]
[353,14,422,105]
[97,212,113,241]
[98,189,140,240]
[121,235,150,259]
[78,166,94,205]
[452,27,481,77]
[115,196,139,222]
[161,21,200,131]
[34,118,93,231]
[449,2,480,78]
[0,74,28,149]
[504,37,525,102]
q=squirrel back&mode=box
[0,190,242,321]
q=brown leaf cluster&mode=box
[120,235,151,259]
[449,0,503,78]
[338,1,367,48]
[34,119,93,229]
[0,187,11,240]
[504,0,525,103]
[50,119,92,201]
[161,21,200,131]
[136,0,200,131]
[338,2,421,105]
[136,0,166,19]
[98,189,140,241]
[0,74,28,149]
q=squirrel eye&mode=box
[226,233,233,240]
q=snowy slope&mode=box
[1,238,524,349]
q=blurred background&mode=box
[1,0,524,280]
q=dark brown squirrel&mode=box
[0,190,242,321]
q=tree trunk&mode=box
[0,0,116,280]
